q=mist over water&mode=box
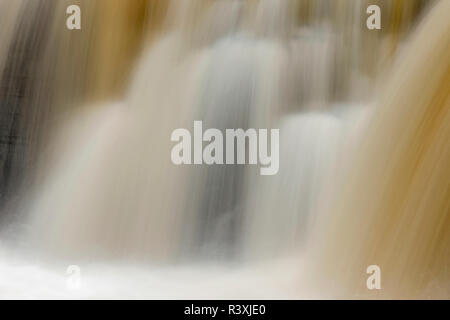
[0,0,448,299]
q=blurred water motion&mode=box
[0,0,448,299]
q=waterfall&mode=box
[0,0,446,299]
[25,0,320,261]
[305,0,450,298]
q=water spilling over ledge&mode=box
[0,0,448,299]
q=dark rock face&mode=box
[0,2,54,209]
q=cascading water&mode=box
[304,0,450,298]
[25,0,321,262]
[0,0,446,299]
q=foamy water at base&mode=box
[0,245,307,299]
